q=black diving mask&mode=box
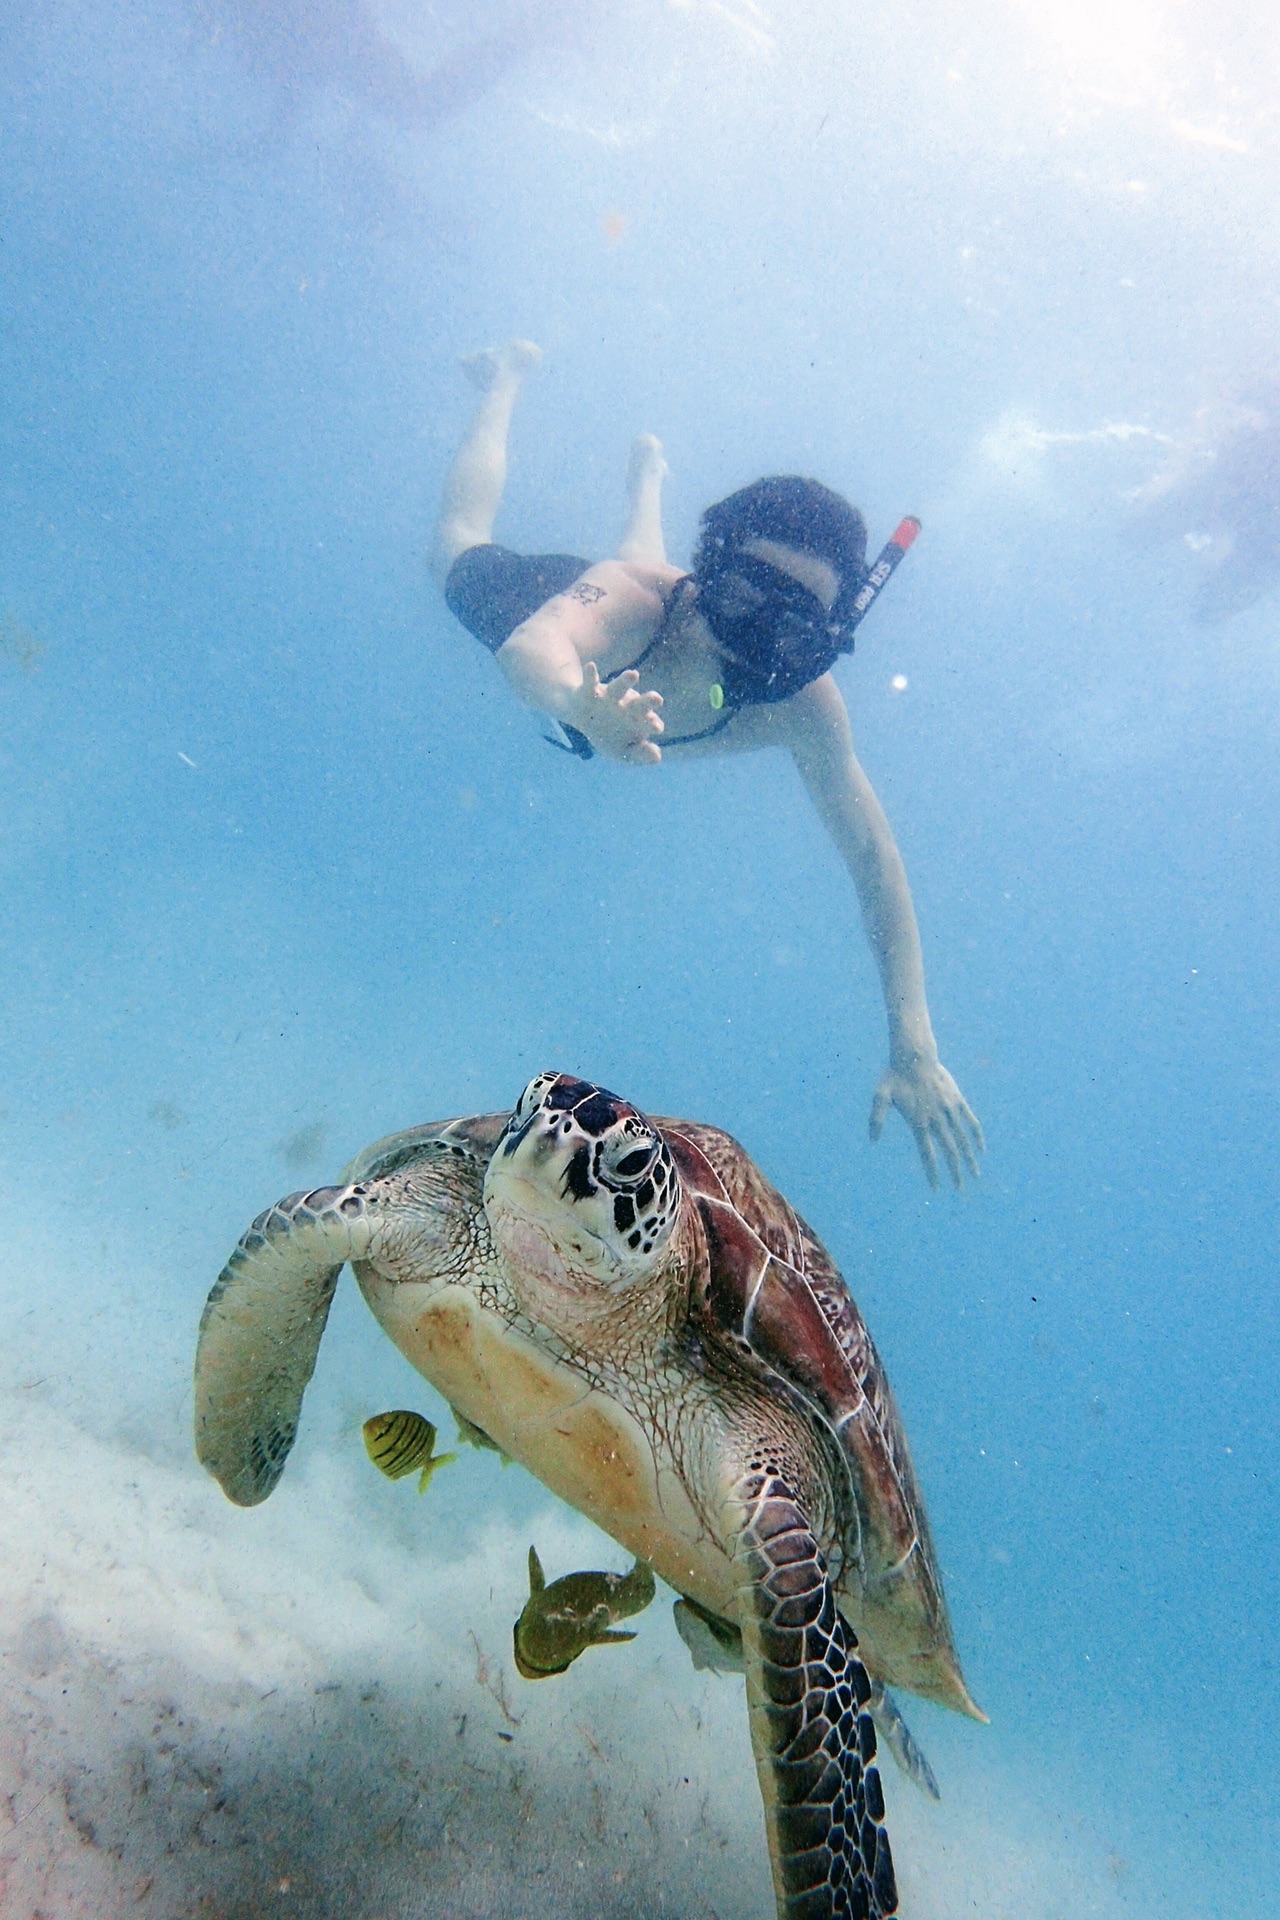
[693,553,858,708]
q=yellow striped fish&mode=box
[362,1409,457,1493]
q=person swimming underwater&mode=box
[1126,373,1280,623]
[431,342,983,1190]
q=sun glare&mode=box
[1007,0,1175,101]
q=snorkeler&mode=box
[432,342,983,1189]
[1126,373,1280,622]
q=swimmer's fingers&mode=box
[933,1067,984,1179]
[871,1061,981,1189]
[952,1099,984,1179]
[574,664,664,761]
[615,686,664,716]
[871,1069,940,1186]
[625,738,663,766]
[911,1117,941,1191]
[611,676,664,715]
[928,1089,984,1187]
[615,688,665,734]
[957,1092,986,1159]
[929,1113,965,1191]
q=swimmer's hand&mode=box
[566,664,665,765]
[870,1055,985,1190]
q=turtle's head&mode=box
[484,1074,681,1303]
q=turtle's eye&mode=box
[602,1137,657,1185]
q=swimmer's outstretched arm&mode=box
[779,675,984,1189]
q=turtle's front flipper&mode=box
[729,1469,898,1920]
[867,1681,940,1801]
[195,1185,377,1507]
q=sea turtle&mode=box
[195,1072,983,1920]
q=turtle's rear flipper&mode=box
[195,1185,377,1506]
[868,1681,940,1801]
[730,1469,898,1920]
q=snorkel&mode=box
[844,516,920,625]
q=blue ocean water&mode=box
[1,3,1277,1915]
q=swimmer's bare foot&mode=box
[627,432,668,492]
[461,341,543,391]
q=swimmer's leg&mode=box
[616,433,669,567]
[431,341,542,588]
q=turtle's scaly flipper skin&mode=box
[731,1470,898,1920]
[195,1185,376,1506]
[673,1604,940,1802]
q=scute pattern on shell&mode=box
[656,1117,956,1676]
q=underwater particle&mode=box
[148,1101,188,1130]
[890,673,909,692]
[0,612,44,673]
[602,210,627,243]
[275,1120,329,1170]
[513,1545,655,1679]
[363,1409,457,1492]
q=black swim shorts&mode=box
[444,543,590,654]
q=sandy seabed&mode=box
[0,1253,1151,1920]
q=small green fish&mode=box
[362,1409,457,1492]
[453,1411,512,1464]
[513,1545,656,1680]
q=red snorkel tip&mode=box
[891,516,921,552]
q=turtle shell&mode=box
[657,1117,982,1719]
